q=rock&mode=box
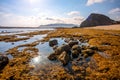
[72,50,80,58]
[89,45,98,50]
[83,53,88,58]
[64,38,75,43]
[68,41,79,47]
[64,38,70,43]
[52,45,58,50]
[77,57,83,61]
[82,49,94,56]
[80,13,115,27]
[48,53,57,61]
[11,42,14,45]
[0,55,9,70]
[81,45,88,50]
[79,38,85,43]
[58,51,71,66]
[49,39,58,47]
[72,45,81,53]
[55,44,71,55]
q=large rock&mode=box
[55,44,71,55]
[72,45,81,53]
[72,50,79,58]
[0,55,9,70]
[68,41,79,47]
[82,49,94,56]
[88,45,98,50]
[48,53,57,61]
[58,51,71,66]
[52,45,58,50]
[71,45,81,58]
[49,39,58,47]
[80,13,114,27]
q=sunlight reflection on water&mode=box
[30,38,65,65]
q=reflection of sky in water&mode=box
[30,38,90,66]
[0,28,54,35]
[0,28,53,53]
[80,42,89,47]
[0,34,47,53]
[30,38,66,67]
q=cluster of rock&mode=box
[80,13,116,27]
[48,38,98,66]
[0,55,9,70]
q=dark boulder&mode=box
[68,41,79,47]
[89,45,98,50]
[83,53,89,58]
[0,55,9,70]
[72,50,80,58]
[48,53,57,61]
[80,13,114,27]
[64,38,71,43]
[52,45,58,50]
[64,38,74,43]
[49,39,58,47]
[58,51,71,66]
[82,49,94,56]
[55,44,71,55]
[72,45,81,53]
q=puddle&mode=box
[17,47,27,51]
[16,35,28,38]
[30,38,66,66]
[0,34,47,53]
[80,42,89,47]
[7,54,13,59]
[0,53,13,60]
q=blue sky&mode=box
[0,0,120,27]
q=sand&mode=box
[84,24,120,30]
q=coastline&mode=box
[0,24,120,79]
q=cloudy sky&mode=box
[0,0,120,27]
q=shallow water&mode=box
[0,34,47,53]
[30,38,66,66]
[0,28,54,53]
[0,28,54,35]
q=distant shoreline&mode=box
[0,27,71,29]
[0,27,55,29]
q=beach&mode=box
[0,24,120,79]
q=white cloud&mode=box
[116,16,120,21]
[0,12,84,27]
[109,8,120,14]
[86,0,105,6]
[67,11,80,16]
[0,13,39,27]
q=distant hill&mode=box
[80,13,116,27]
[39,23,76,28]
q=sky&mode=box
[0,0,120,27]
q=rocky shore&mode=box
[0,26,120,79]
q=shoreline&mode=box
[0,25,120,79]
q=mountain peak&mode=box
[80,13,115,27]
